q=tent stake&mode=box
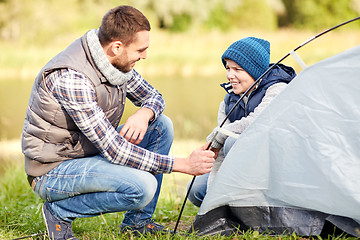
[173,16,360,234]
[11,232,46,240]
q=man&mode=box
[22,5,214,240]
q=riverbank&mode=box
[1,28,359,82]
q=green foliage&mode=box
[0,0,359,41]
[280,0,360,30]
[230,0,278,31]
[169,13,193,32]
[134,0,278,32]
[0,0,125,43]
[205,3,232,31]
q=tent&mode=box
[190,44,360,237]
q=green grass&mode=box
[0,141,358,240]
[0,141,199,239]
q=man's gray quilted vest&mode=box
[22,33,126,176]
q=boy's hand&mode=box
[210,147,220,159]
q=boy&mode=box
[188,37,296,207]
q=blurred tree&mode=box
[229,0,278,31]
[204,3,232,31]
[279,0,360,30]
[1,0,359,41]
[131,0,280,31]
[204,0,278,31]
[0,0,21,40]
[130,0,220,31]
[0,0,124,42]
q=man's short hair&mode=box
[98,5,151,46]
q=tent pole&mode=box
[173,16,360,234]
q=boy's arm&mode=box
[207,100,229,149]
[207,82,288,149]
[223,82,287,134]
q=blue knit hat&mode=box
[221,37,270,80]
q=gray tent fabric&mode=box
[191,45,360,237]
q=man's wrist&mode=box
[172,157,188,174]
[141,107,155,122]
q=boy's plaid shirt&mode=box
[44,68,174,174]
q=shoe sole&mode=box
[42,203,54,240]
[42,203,78,240]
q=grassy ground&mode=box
[0,140,358,240]
[0,140,196,239]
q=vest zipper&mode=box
[244,81,259,117]
[243,96,249,117]
[119,86,125,104]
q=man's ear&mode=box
[110,40,123,56]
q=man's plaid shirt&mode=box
[44,68,174,174]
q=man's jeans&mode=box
[187,136,237,207]
[33,114,173,228]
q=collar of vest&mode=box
[81,32,107,84]
[220,63,296,95]
[85,29,133,86]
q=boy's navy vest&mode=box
[221,64,296,123]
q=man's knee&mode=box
[142,175,158,206]
[157,114,174,139]
[128,172,158,209]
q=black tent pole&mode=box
[173,16,360,234]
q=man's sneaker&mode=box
[120,219,170,236]
[42,201,78,240]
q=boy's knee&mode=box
[187,177,208,207]
[188,189,204,207]
[223,137,237,156]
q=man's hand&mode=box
[119,108,154,145]
[173,143,215,176]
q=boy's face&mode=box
[225,59,255,95]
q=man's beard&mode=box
[112,61,132,73]
[111,54,135,73]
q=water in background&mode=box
[0,75,224,141]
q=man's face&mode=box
[112,30,149,73]
[225,59,255,95]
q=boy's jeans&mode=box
[33,114,173,228]
[187,136,237,207]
